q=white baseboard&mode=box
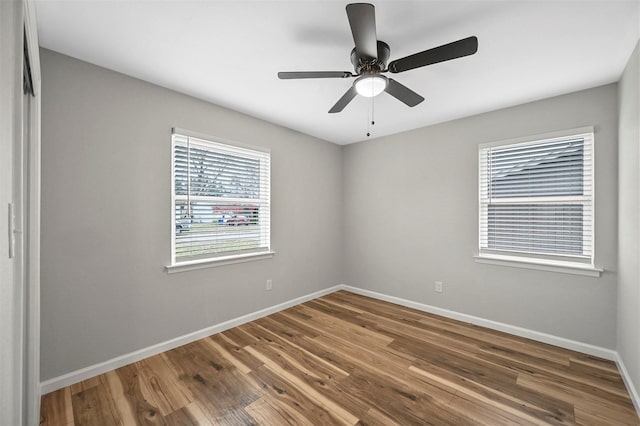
[616,354,640,415]
[40,285,344,395]
[41,283,623,398]
[341,285,618,361]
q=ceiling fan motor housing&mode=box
[351,41,390,75]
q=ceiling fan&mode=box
[278,3,478,113]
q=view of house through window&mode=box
[171,130,270,264]
[479,129,594,264]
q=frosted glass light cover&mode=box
[355,75,387,97]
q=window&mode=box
[479,128,594,267]
[170,129,270,267]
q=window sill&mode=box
[474,254,603,277]
[166,251,275,274]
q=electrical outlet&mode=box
[435,281,443,293]
[266,279,272,291]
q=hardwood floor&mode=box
[40,291,639,425]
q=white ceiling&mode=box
[35,1,640,145]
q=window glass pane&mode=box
[175,200,265,258]
[188,146,261,199]
[174,144,262,199]
[489,140,584,198]
[487,204,585,255]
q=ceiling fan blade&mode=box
[346,3,378,60]
[385,79,424,107]
[329,86,358,113]
[278,71,353,79]
[388,36,478,74]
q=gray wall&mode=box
[41,46,627,383]
[343,84,619,349]
[40,49,344,381]
[618,41,640,399]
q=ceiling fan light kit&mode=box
[355,74,387,97]
[278,2,479,114]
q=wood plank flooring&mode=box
[40,291,639,425]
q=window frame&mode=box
[166,128,273,273]
[476,127,602,276]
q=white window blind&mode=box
[479,130,594,263]
[171,131,270,264]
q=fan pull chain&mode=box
[367,95,376,137]
[366,101,370,137]
[371,93,375,126]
